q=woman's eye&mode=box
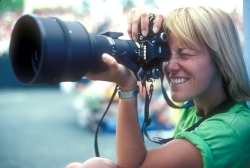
[180,53,193,57]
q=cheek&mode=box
[195,61,219,88]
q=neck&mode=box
[194,91,228,117]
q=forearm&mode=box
[116,96,147,167]
[86,52,146,166]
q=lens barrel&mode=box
[9,14,138,85]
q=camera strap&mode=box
[160,74,194,109]
[141,72,236,144]
[154,98,235,144]
[142,76,235,144]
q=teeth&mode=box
[171,78,187,84]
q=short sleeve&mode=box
[174,131,214,168]
[174,116,245,168]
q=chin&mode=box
[171,94,191,103]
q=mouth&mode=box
[170,78,188,85]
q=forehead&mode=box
[168,32,203,51]
[168,33,211,57]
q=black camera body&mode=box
[9,14,170,84]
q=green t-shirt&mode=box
[173,102,250,168]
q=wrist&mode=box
[116,66,138,91]
[117,85,139,99]
[118,76,137,92]
[119,84,137,92]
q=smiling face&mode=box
[163,33,223,103]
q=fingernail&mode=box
[102,54,108,61]
[153,27,159,33]
[142,30,147,37]
[133,36,137,41]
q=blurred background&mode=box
[0,0,243,167]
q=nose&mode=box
[164,56,180,73]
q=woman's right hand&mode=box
[85,53,137,91]
[127,7,164,41]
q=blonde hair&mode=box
[163,6,250,102]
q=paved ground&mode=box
[0,88,160,168]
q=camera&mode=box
[9,14,170,84]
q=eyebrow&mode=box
[177,48,196,53]
[171,48,197,56]
[171,48,186,54]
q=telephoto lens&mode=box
[9,14,139,85]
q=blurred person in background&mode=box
[66,5,250,168]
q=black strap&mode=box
[141,82,153,142]
[160,72,195,109]
[184,98,235,131]
[142,72,236,144]
[140,67,237,144]
[94,85,118,157]
[160,74,184,109]
[158,98,236,144]
[142,72,194,144]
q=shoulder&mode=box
[175,102,250,167]
[173,106,201,135]
[207,103,250,140]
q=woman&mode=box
[66,6,250,168]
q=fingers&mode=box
[85,53,119,82]
[127,7,148,41]
[127,7,142,41]
[127,7,164,41]
[140,8,150,36]
[152,10,164,33]
[85,53,137,88]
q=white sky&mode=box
[155,0,242,13]
[88,0,242,23]
[25,0,242,13]
[24,0,243,23]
